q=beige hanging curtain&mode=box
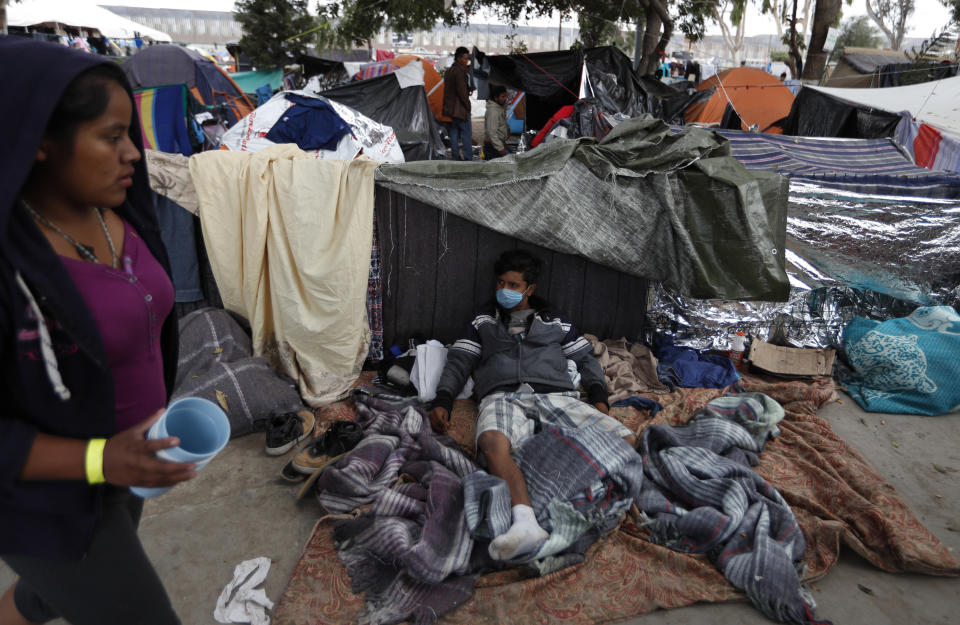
[190,144,377,405]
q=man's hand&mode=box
[428,406,451,433]
[593,402,609,415]
[102,410,197,487]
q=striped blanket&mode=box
[318,392,644,624]
[638,393,827,625]
[463,422,643,575]
[714,129,960,198]
[318,394,479,625]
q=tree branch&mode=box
[865,0,897,48]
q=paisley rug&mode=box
[275,374,960,625]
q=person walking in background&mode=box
[443,46,473,160]
[483,85,510,160]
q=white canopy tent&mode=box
[809,76,960,138]
[8,0,172,42]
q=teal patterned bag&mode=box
[843,306,960,416]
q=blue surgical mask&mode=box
[496,287,526,309]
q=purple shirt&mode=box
[63,220,174,431]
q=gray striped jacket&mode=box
[436,309,607,403]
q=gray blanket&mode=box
[638,393,823,625]
[173,308,305,437]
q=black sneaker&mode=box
[265,410,316,456]
[290,421,363,474]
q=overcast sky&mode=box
[104,0,954,38]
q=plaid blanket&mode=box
[463,423,642,575]
[173,308,306,436]
[318,393,646,624]
[317,394,480,625]
[638,393,826,625]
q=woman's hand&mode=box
[428,406,450,433]
[102,410,196,487]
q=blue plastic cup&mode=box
[130,397,231,499]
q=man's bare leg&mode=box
[478,430,548,561]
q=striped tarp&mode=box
[712,129,960,198]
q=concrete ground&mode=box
[2,394,958,625]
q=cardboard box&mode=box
[747,340,836,377]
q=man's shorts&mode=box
[475,390,633,449]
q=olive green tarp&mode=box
[375,116,790,301]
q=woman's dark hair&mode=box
[489,85,507,100]
[494,249,542,286]
[45,63,130,151]
[455,46,470,59]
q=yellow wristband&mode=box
[85,438,107,485]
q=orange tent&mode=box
[684,67,795,133]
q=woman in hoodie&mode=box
[0,38,192,624]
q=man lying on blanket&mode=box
[428,249,635,561]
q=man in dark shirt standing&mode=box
[443,47,473,161]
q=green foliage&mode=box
[304,0,719,75]
[728,0,748,25]
[504,33,528,54]
[576,11,620,48]
[836,15,882,48]
[675,0,719,43]
[907,21,959,60]
[770,49,790,61]
[234,0,315,68]
[314,0,463,50]
[310,0,717,51]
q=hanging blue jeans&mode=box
[448,118,473,161]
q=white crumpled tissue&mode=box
[214,557,274,625]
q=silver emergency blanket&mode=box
[648,182,960,349]
[376,116,790,301]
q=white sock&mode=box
[488,504,548,561]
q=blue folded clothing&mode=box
[654,337,740,390]
[610,396,664,417]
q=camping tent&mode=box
[7,0,172,41]
[320,62,446,161]
[122,45,254,126]
[684,67,794,133]
[350,55,448,123]
[231,69,284,95]
[822,48,911,88]
[804,77,960,138]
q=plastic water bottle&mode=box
[517,134,526,154]
[728,331,747,370]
